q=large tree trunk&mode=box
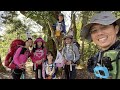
[46,35,57,59]
[71,11,77,40]
[81,11,91,62]
[47,11,63,50]
[46,22,57,58]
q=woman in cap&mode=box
[12,40,31,79]
[81,11,120,79]
[62,35,80,79]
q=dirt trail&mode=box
[0,61,95,79]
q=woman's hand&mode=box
[19,63,25,69]
[66,61,71,65]
[64,59,67,64]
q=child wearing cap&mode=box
[30,37,47,79]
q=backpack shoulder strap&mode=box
[19,46,25,54]
[114,45,120,79]
[110,43,120,79]
[62,46,66,58]
[115,50,120,79]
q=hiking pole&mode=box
[70,50,76,71]
[38,65,41,79]
[38,69,41,79]
[65,45,73,72]
[34,63,36,71]
[70,64,72,71]
[21,69,25,79]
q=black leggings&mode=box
[64,65,76,79]
[12,68,25,79]
[34,65,43,79]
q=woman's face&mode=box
[90,23,119,50]
[25,41,30,48]
[28,39,33,47]
[65,38,72,44]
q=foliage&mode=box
[1,11,120,68]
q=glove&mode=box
[87,57,97,73]
[102,57,113,71]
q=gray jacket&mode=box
[62,43,80,63]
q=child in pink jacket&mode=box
[12,40,31,79]
[30,37,47,79]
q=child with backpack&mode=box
[30,37,47,79]
[42,51,56,79]
[62,35,80,79]
[11,40,31,79]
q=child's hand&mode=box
[36,60,42,65]
[35,61,38,64]
[46,76,52,79]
